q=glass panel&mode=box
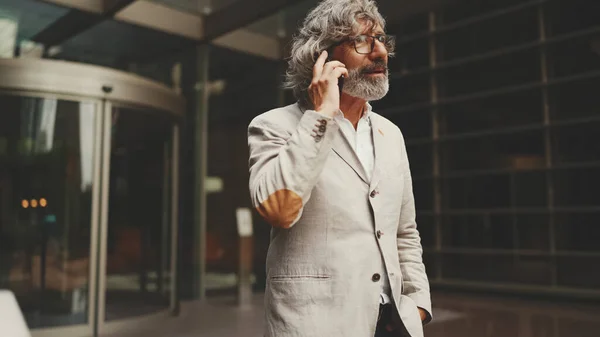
[553,168,600,207]
[413,177,433,211]
[438,4,539,62]
[557,256,600,288]
[148,0,238,14]
[441,214,514,249]
[548,33,600,79]
[552,119,600,164]
[441,0,526,24]
[147,0,208,14]
[441,89,543,136]
[422,251,438,280]
[0,0,69,58]
[0,94,96,328]
[515,215,550,251]
[442,175,511,209]
[377,73,430,109]
[556,212,600,252]
[406,142,432,175]
[416,213,435,249]
[513,171,547,207]
[441,171,547,210]
[58,19,195,74]
[387,12,429,36]
[547,0,600,36]
[439,49,541,98]
[382,109,431,141]
[441,214,550,251]
[550,77,600,122]
[441,253,553,285]
[389,37,430,73]
[105,107,173,321]
[441,129,546,172]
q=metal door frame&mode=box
[95,102,179,336]
[0,58,183,337]
[14,95,103,337]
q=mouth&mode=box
[363,67,387,76]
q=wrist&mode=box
[314,105,338,118]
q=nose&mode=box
[370,38,388,60]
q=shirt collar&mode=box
[335,102,373,123]
[363,102,373,121]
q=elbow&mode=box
[254,189,303,229]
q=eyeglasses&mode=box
[332,34,395,55]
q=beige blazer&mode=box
[248,103,432,337]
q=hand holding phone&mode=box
[327,53,345,96]
[308,50,348,117]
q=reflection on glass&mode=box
[0,95,95,328]
[105,107,173,320]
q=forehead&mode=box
[355,20,384,35]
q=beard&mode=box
[342,61,389,101]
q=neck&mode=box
[339,93,367,129]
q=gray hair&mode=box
[283,0,388,109]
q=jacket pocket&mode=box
[267,275,333,304]
[269,274,331,282]
[265,276,334,336]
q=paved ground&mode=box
[112,291,600,337]
[107,295,264,337]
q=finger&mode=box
[322,60,346,74]
[313,50,328,79]
[321,61,346,77]
[332,67,349,80]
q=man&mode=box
[247,1,432,336]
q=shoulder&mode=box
[370,111,405,143]
[248,103,303,132]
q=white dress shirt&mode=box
[334,103,392,305]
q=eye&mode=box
[376,35,386,43]
[354,35,368,43]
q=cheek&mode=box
[347,59,370,73]
[338,49,364,69]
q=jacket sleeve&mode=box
[248,109,339,229]
[396,131,433,324]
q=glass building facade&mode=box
[371,0,600,296]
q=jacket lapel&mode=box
[331,129,369,185]
[369,115,385,191]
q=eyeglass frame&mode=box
[329,34,396,55]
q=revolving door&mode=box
[0,58,182,337]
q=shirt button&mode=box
[372,273,381,282]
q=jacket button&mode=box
[376,230,382,239]
[370,190,377,198]
[372,273,381,282]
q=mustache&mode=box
[360,61,388,74]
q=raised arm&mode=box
[248,50,347,229]
[248,111,338,228]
